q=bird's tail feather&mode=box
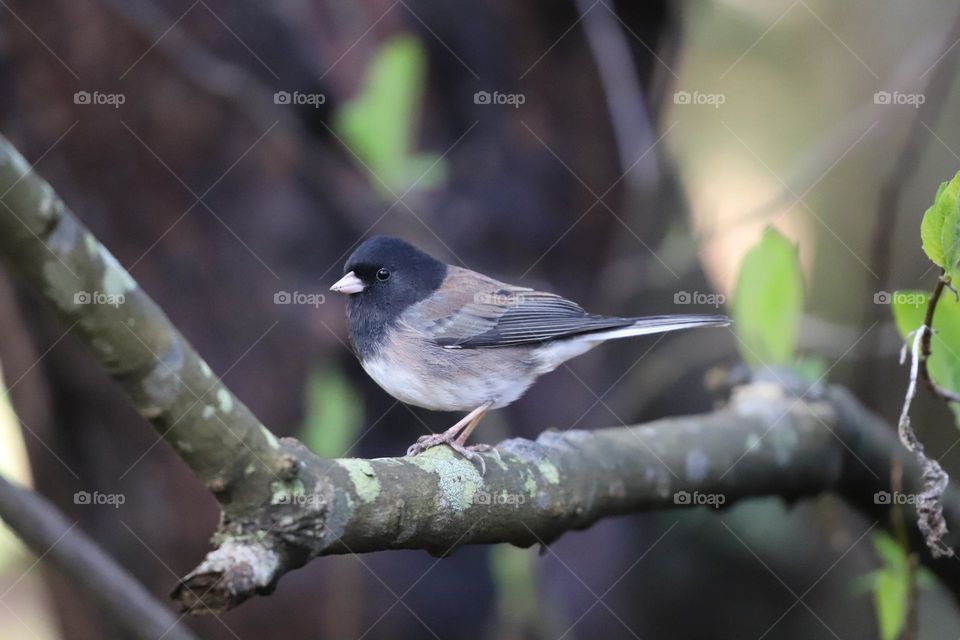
[579,314,730,342]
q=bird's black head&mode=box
[332,236,448,357]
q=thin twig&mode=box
[919,271,960,403]
[897,297,954,557]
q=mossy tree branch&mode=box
[0,134,958,615]
[0,134,288,505]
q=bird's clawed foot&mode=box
[405,402,494,474]
[406,433,490,474]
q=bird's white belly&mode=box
[360,355,530,411]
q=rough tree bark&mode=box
[0,133,957,616]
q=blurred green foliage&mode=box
[732,226,805,367]
[855,533,933,640]
[334,35,445,198]
[868,534,910,640]
[490,545,539,632]
[297,366,363,458]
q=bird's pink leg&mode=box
[453,404,491,446]
[406,401,494,473]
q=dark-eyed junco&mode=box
[330,236,729,471]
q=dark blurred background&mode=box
[1,0,960,638]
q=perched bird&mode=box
[330,236,728,471]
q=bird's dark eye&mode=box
[376,268,391,281]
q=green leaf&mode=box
[732,227,804,366]
[865,533,912,640]
[873,572,907,640]
[334,36,445,197]
[892,289,960,425]
[297,367,363,458]
[921,182,948,267]
[891,290,928,339]
[921,172,960,275]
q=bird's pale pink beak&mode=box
[330,271,366,294]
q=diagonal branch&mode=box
[0,475,199,640]
[0,133,957,616]
[0,133,288,503]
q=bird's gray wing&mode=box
[414,272,634,348]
